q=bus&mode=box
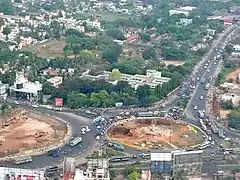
[69,137,82,147]
[198,110,205,118]
[198,141,211,150]
[218,129,225,138]
[110,156,131,163]
[14,156,32,165]
[211,123,218,134]
[138,112,154,117]
[92,116,103,125]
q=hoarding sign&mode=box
[54,98,63,107]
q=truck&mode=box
[201,78,205,84]
[205,83,210,90]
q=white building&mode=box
[0,167,45,180]
[74,159,110,180]
[47,76,63,87]
[233,45,240,51]
[169,6,196,16]
[74,168,110,180]
[10,71,42,100]
[221,93,240,106]
[83,69,171,90]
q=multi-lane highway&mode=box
[185,25,240,142]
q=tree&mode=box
[0,0,13,15]
[102,43,122,63]
[227,111,240,130]
[2,27,10,36]
[172,169,187,180]
[109,69,122,81]
[106,29,126,40]
[42,82,55,95]
[128,171,141,180]
[142,47,156,60]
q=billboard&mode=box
[150,153,172,175]
[54,98,63,107]
[172,150,203,176]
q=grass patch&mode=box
[76,11,131,22]
[23,39,66,59]
[218,67,236,84]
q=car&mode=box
[204,66,207,69]
[32,104,39,108]
[96,136,100,140]
[193,106,197,110]
[207,69,210,73]
[200,96,203,100]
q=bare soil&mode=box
[225,68,240,83]
[0,110,66,157]
[107,118,204,149]
[163,60,185,66]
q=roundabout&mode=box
[107,117,206,150]
[0,109,68,158]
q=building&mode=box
[127,34,139,42]
[64,157,76,180]
[141,170,151,180]
[83,69,171,90]
[233,45,240,51]
[47,76,63,87]
[19,36,32,48]
[221,90,240,106]
[74,159,110,180]
[150,152,172,178]
[224,19,233,25]
[0,167,45,179]
[172,150,203,178]
[169,6,196,16]
[9,71,42,100]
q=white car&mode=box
[32,104,39,108]
[193,106,197,110]
[82,131,85,135]
[96,136,100,140]
[207,69,210,73]
[200,96,203,100]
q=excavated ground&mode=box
[0,110,66,157]
[107,118,204,149]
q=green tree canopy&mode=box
[142,47,156,60]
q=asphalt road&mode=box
[0,108,97,169]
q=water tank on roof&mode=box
[16,83,23,89]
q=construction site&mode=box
[107,118,205,149]
[0,109,67,157]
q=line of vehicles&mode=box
[109,153,151,163]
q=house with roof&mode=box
[224,19,233,25]
[169,6,196,17]
[127,34,139,43]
